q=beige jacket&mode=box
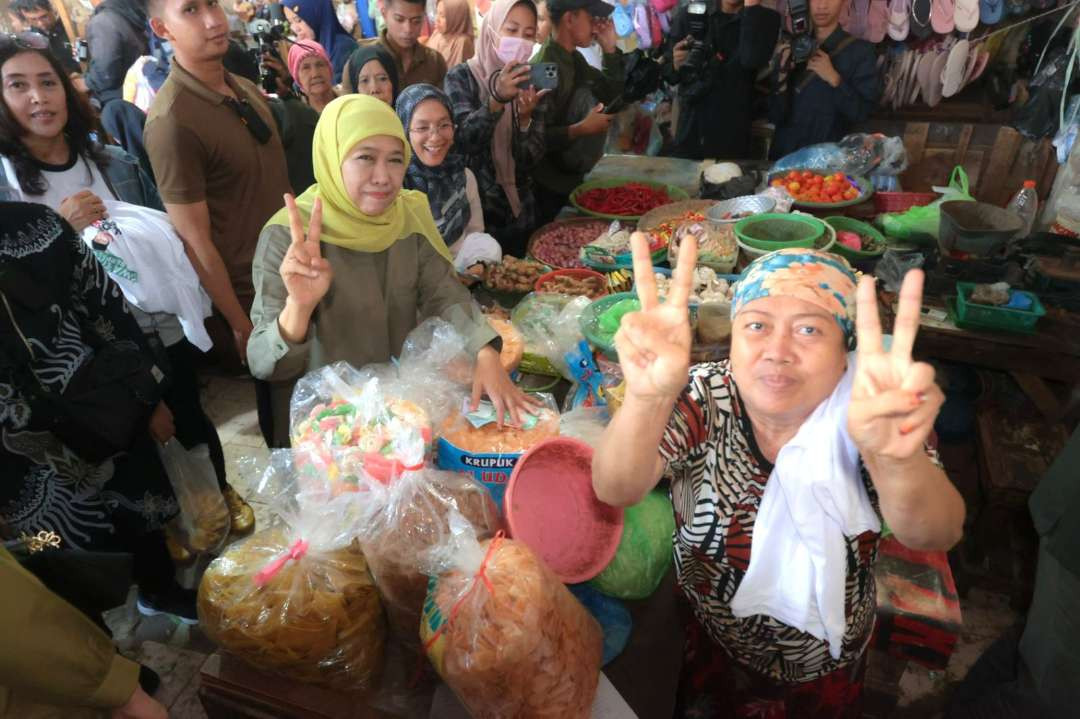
[0,547,139,718]
[248,225,495,445]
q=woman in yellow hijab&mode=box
[248,94,531,446]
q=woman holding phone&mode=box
[443,0,549,257]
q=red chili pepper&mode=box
[577,182,671,216]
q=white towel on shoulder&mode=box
[729,354,881,659]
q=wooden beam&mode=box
[981,127,1023,205]
[49,0,77,67]
[1010,372,1063,420]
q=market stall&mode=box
[186,129,1080,714]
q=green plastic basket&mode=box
[569,177,690,221]
[824,216,887,260]
[734,213,825,251]
[953,283,1046,334]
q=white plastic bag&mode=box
[158,439,229,555]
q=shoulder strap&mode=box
[796,36,859,93]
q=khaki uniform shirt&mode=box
[145,61,291,307]
[343,30,449,93]
[0,547,139,718]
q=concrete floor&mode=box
[110,375,1021,719]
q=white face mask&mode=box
[495,35,534,64]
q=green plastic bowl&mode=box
[580,292,698,360]
[570,177,690,221]
[824,216,887,260]
[734,213,825,251]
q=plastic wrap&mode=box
[880,166,975,242]
[559,407,610,448]
[420,511,604,718]
[588,489,675,600]
[771,133,908,177]
[197,453,385,691]
[875,249,927,293]
[511,293,593,380]
[564,339,606,411]
[158,439,229,554]
[436,393,561,508]
[358,468,501,647]
[290,363,434,489]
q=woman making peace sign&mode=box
[247,94,531,446]
[593,236,965,716]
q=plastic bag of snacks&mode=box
[158,439,230,554]
[290,363,433,489]
[198,453,386,691]
[358,468,501,647]
[436,393,560,508]
[588,489,675,600]
[511,293,592,380]
[420,511,604,718]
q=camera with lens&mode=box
[247,2,288,95]
[678,0,712,100]
[787,0,816,64]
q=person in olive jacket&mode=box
[0,545,166,718]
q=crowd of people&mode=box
[0,0,892,715]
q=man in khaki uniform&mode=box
[343,0,448,92]
[0,546,165,719]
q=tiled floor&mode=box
[108,375,1021,719]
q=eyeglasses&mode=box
[0,31,49,51]
[408,121,454,138]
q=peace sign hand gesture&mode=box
[847,270,943,461]
[614,232,698,401]
[280,193,332,312]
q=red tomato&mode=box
[788,181,801,192]
[788,171,800,180]
[801,171,814,180]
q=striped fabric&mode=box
[659,361,883,683]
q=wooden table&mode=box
[199,571,684,719]
[882,290,1080,422]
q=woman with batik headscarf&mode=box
[443,0,548,257]
[593,238,965,718]
[247,94,531,446]
[426,0,475,68]
[395,84,500,276]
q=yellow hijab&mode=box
[265,94,453,262]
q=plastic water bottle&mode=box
[1007,180,1039,239]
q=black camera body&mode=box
[248,3,288,95]
[787,0,816,64]
[679,0,712,101]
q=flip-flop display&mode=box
[980,0,1004,24]
[910,0,934,37]
[931,0,955,33]
[888,0,910,39]
[867,0,890,42]
[942,38,970,97]
[954,0,980,31]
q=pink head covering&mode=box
[467,0,537,218]
[288,40,332,88]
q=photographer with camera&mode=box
[663,0,778,161]
[767,0,880,160]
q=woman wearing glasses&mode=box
[443,0,548,257]
[248,94,532,446]
[395,84,500,277]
